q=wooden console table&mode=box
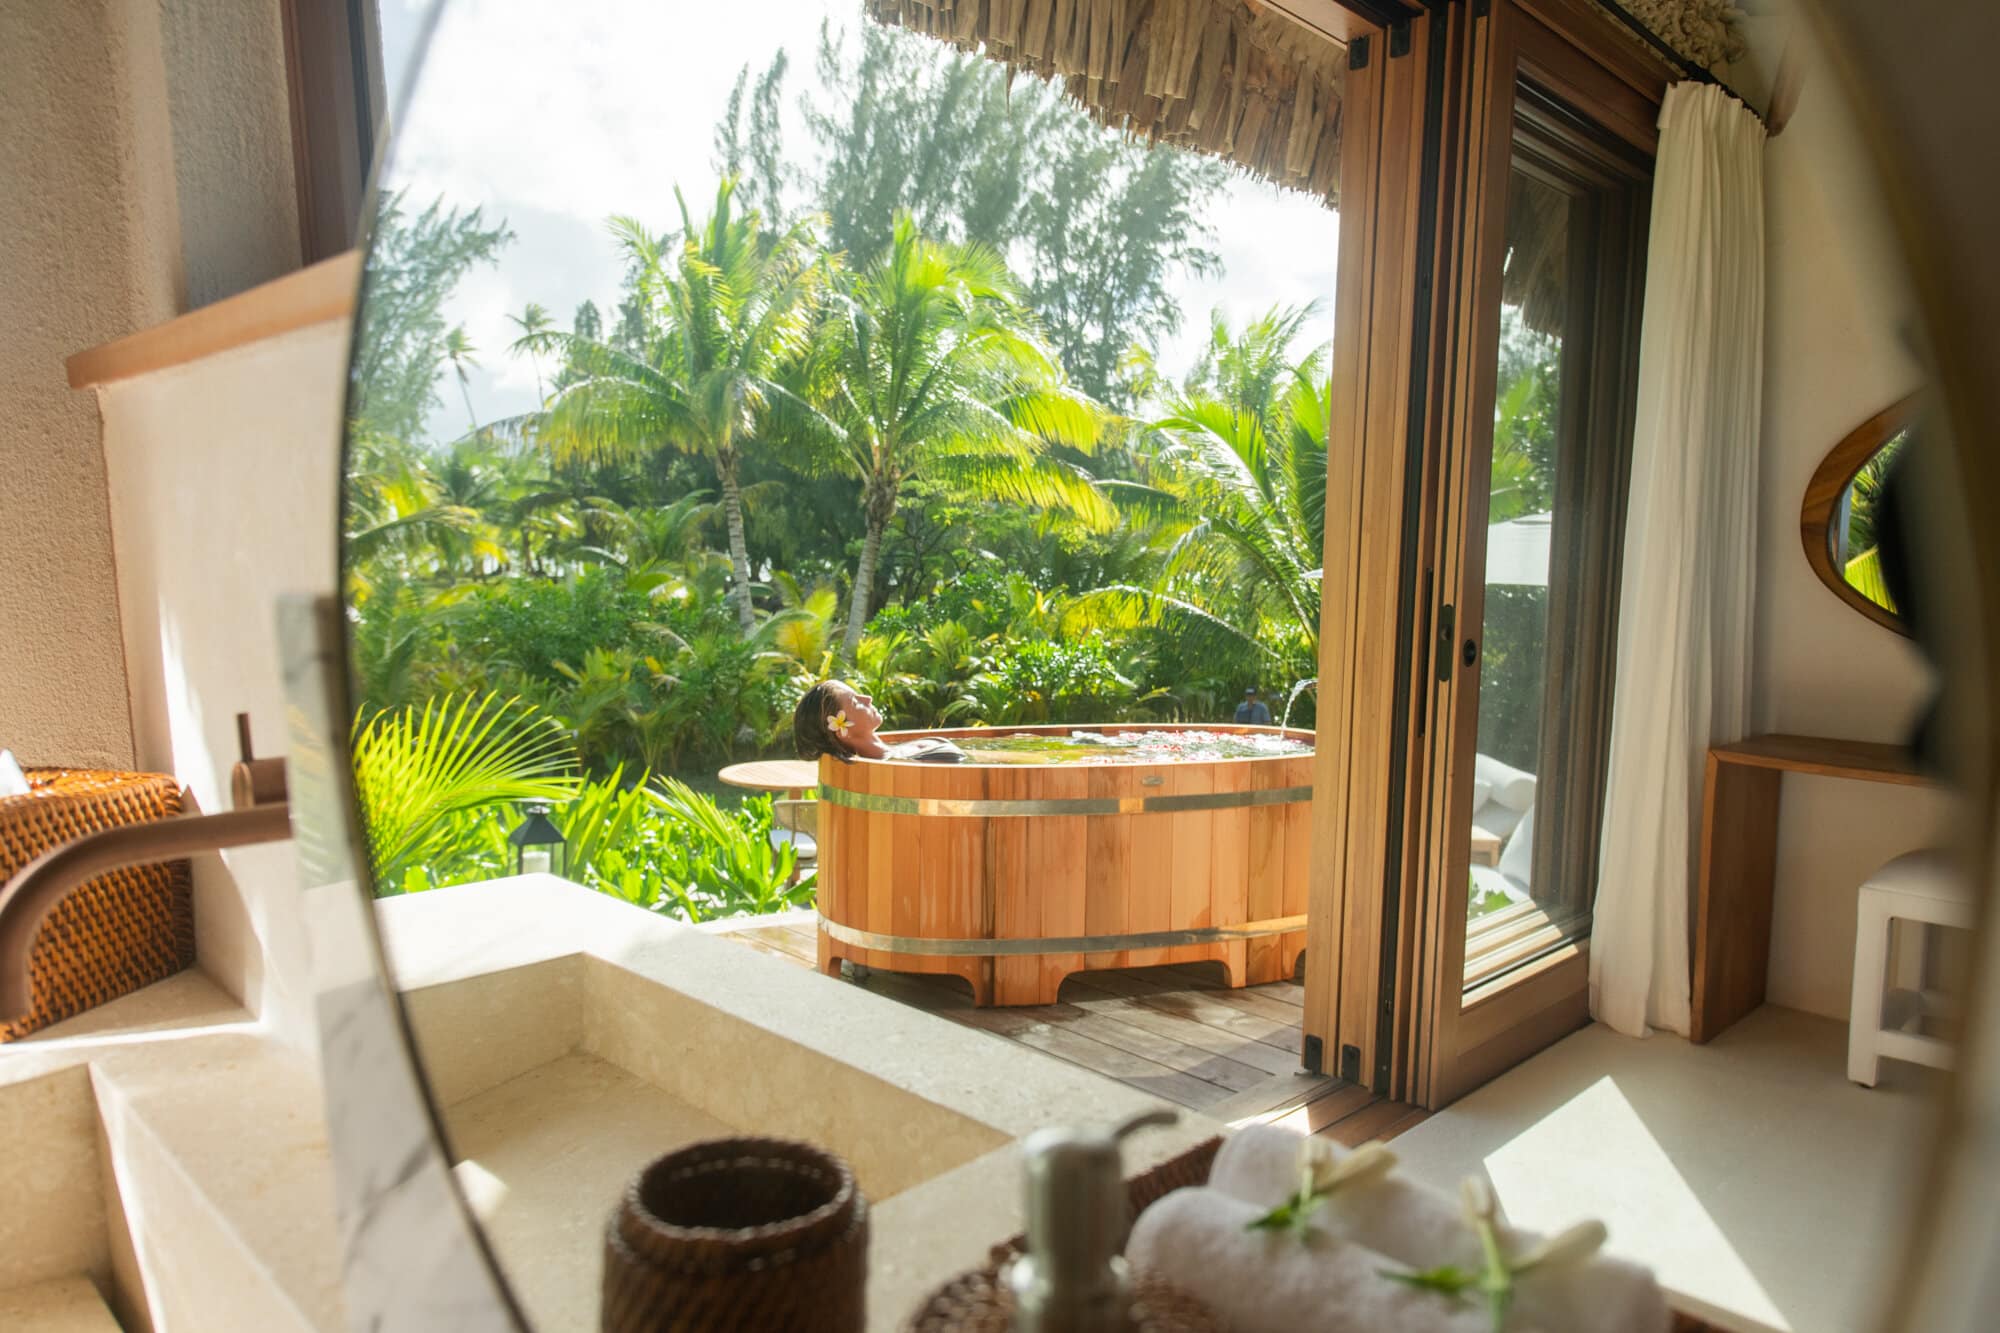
[1692,734,1933,1043]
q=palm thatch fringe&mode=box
[867,0,1346,208]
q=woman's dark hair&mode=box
[793,682,851,762]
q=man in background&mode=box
[1235,687,1272,726]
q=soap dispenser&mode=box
[1004,1108,1177,1333]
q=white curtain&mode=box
[1589,83,1766,1039]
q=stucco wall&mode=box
[96,319,347,1055]
[160,0,302,306]
[0,0,187,768]
[1752,29,1959,1019]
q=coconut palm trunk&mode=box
[842,517,887,660]
[718,456,757,633]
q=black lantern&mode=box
[509,803,567,877]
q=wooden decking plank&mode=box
[1158,962,1305,1008]
[738,926,818,965]
[1055,982,1302,1077]
[1067,969,1301,1053]
[1203,1072,1347,1126]
[1312,1095,1416,1147]
[952,1006,1235,1110]
[1268,1083,1380,1136]
[1373,1105,1433,1142]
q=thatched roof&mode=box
[866,0,1346,208]
[1501,171,1572,337]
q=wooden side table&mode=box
[1692,734,1933,1043]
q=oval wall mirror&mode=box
[1801,393,1919,635]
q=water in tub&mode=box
[950,729,1313,765]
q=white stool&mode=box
[1848,849,1973,1086]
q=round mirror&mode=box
[1801,393,1918,635]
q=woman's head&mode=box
[793,680,884,761]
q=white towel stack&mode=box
[1129,1188,1495,1333]
[1124,1124,1670,1333]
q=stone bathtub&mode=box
[814,724,1313,1006]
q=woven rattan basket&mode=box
[602,1136,869,1333]
[0,768,193,1041]
[907,1136,1733,1332]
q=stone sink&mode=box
[380,876,1218,1332]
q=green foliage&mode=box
[353,693,581,892]
[758,21,1228,404]
[350,192,514,441]
[458,567,654,687]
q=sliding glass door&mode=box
[1413,9,1652,1106]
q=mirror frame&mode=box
[1800,391,1920,637]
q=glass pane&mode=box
[1464,168,1575,953]
[1831,429,1907,615]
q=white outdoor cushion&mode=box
[1498,801,1534,887]
[1473,753,1537,811]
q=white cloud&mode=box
[376,0,1339,442]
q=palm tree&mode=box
[819,214,1108,657]
[521,178,839,632]
[507,301,555,404]
[443,325,481,432]
[1076,307,1329,685]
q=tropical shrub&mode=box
[352,692,581,892]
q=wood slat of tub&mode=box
[991,766,1040,1006]
[921,763,991,1002]
[863,761,893,972]
[1245,759,1288,986]
[891,763,927,970]
[1034,766,1091,1005]
[1125,783,1175,970]
[814,756,840,977]
[1210,760,1252,985]
[1281,752,1312,979]
[1167,763,1216,967]
[1083,765,1132,973]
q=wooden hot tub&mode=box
[813,724,1312,1006]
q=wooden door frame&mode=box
[1303,0,1673,1109]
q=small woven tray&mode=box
[1,769,192,1041]
[906,1135,1731,1332]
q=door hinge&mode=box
[1389,20,1412,59]
[1339,1043,1363,1083]
[1349,34,1371,71]
[1302,1034,1324,1074]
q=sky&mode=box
[378,0,1339,446]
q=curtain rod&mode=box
[1587,0,1771,129]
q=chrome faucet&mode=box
[0,716,292,1022]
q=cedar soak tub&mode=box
[813,724,1312,1007]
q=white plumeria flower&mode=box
[828,710,854,737]
[1461,1175,1499,1226]
[1305,1140,1398,1196]
[1513,1219,1608,1274]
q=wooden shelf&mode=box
[1708,733,1931,786]
[67,251,360,390]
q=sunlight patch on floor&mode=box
[1481,1074,1788,1330]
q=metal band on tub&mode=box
[817,784,1312,817]
[817,914,1310,957]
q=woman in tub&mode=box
[792,681,966,763]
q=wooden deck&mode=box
[711,912,1427,1146]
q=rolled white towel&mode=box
[1213,1125,1524,1271]
[1209,1126,1669,1333]
[1127,1187,1497,1333]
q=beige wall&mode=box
[0,0,186,768]
[160,0,302,307]
[1752,24,1957,1019]
[1,0,303,767]
[95,319,348,1054]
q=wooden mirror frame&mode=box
[1800,392,1919,637]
